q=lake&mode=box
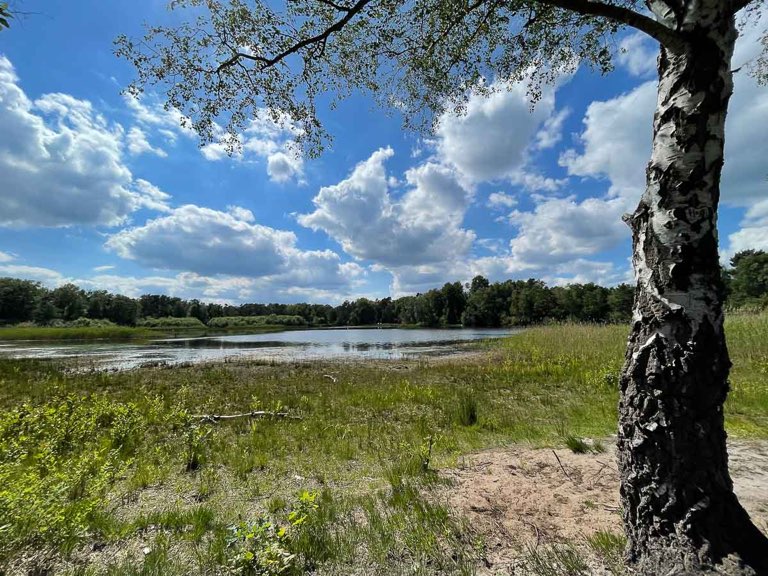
[0,327,515,370]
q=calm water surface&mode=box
[0,328,515,370]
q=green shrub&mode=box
[184,424,213,472]
[137,316,206,329]
[66,318,118,328]
[228,518,295,575]
[0,395,144,555]
[208,315,306,328]
[226,491,321,575]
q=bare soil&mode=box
[435,439,768,575]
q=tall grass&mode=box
[724,311,768,436]
[0,326,155,341]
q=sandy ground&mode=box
[435,439,768,575]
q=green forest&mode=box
[1,250,766,330]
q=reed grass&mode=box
[0,326,155,341]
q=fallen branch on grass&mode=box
[192,410,302,423]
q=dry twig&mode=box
[551,450,574,483]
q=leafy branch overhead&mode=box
[116,0,741,157]
[0,3,12,30]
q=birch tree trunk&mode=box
[618,4,768,574]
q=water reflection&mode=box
[0,328,515,371]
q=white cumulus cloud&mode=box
[76,268,366,305]
[123,93,195,143]
[105,204,362,293]
[562,21,768,209]
[725,199,768,258]
[434,80,568,191]
[126,126,167,157]
[267,151,303,183]
[298,147,475,268]
[0,264,66,285]
[507,196,629,268]
[200,112,305,184]
[617,32,658,78]
[542,259,633,287]
[559,81,655,204]
[106,205,296,277]
[0,56,170,227]
[488,192,517,210]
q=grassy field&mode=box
[0,317,766,575]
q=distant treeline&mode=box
[1,250,765,328]
[0,276,634,328]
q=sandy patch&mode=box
[436,439,768,574]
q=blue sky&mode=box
[0,3,766,304]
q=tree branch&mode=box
[533,0,681,46]
[424,0,487,57]
[314,0,354,11]
[445,0,505,74]
[215,0,374,74]
[210,0,679,77]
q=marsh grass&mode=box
[0,326,156,341]
[454,389,479,427]
[724,313,768,437]
[0,323,287,342]
[1,315,767,574]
